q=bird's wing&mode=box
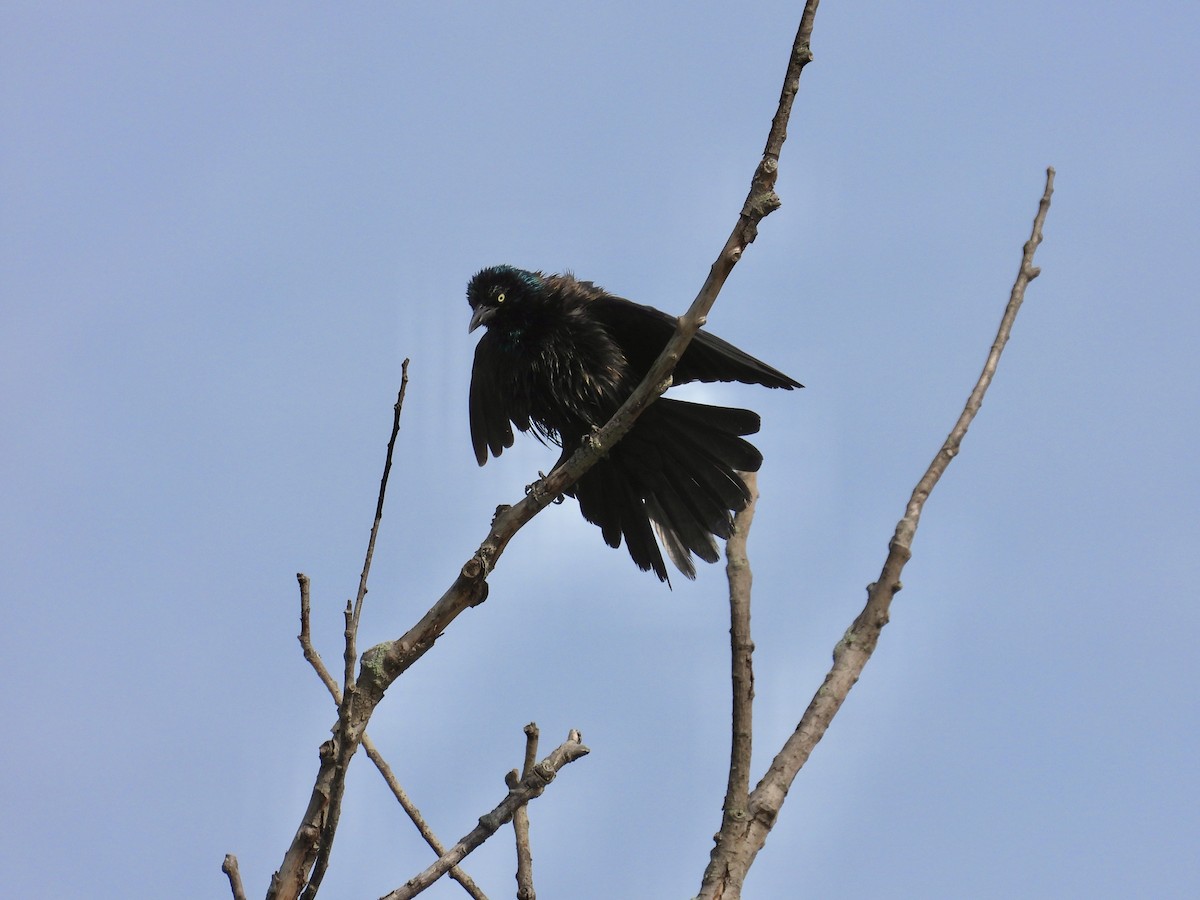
[591,295,802,389]
[469,338,516,465]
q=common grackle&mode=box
[467,265,802,583]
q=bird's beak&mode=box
[468,306,492,333]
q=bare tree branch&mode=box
[223,854,249,900]
[298,574,341,699]
[698,167,1057,898]
[723,472,758,823]
[363,736,490,900]
[381,732,590,900]
[513,723,539,900]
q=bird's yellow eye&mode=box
[496,292,506,304]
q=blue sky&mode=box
[2,2,1197,897]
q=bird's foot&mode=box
[582,425,604,453]
[525,473,565,504]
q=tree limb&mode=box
[697,167,1056,898]
[350,0,822,758]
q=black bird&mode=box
[467,265,802,582]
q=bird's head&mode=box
[466,265,547,332]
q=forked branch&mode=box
[698,167,1056,898]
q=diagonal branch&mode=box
[698,167,1056,898]
[351,0,822,749]
[471,0,820,575]
[380,731,590,900]
[363,737,490,900]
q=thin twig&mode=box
[513,723,540,900]
[350,358,411,674]
[298,574,341,699]
[381,731,590,900]
[223,854,248,900]
[698,167,1056,898]
[364,735,490,900]
[266,367,412,900]
[348,0,823,739]
[303,362,411,900]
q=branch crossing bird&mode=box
[467,265,802,583]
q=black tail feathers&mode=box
[569,398,764,583]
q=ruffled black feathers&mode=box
[467,266,801,583]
